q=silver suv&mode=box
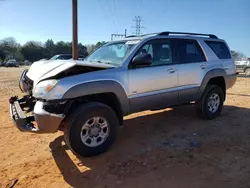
[9,32,237,157]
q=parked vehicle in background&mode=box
[5,59,18,67]
[10,31,237,157]
[235,57,250,76]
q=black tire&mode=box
[196,85,224,120]
[64,102,119,157]
[245,68,250,77]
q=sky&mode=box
[0,0,249,56]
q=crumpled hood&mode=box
[26,59,115,84]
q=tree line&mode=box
[0,37,106,63]
[0,37,245,63]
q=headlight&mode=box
[33,80,58,98]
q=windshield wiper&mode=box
[97,60,112,64]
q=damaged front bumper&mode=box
[9,96,64,133]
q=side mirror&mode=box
[132,53,152,67]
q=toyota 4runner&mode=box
[9,32,237,157]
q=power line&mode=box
[132,16,144,36]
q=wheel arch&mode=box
[198,69,227,101]
[62,80,129,125]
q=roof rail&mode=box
[125,35,138,38]
[158,31,218,39]
[125,33,158,38]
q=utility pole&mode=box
[72,0,78,60]
[111,29,127,41]
[132,16,144,36]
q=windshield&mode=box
[86,40,139,65]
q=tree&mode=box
[21,41,45,62]
[54,41,71,54]
[86,44,96,54]
[44,39,55,57]
[95,41,106,49]
[14,48,25,62]
[0,36,90,62]
[231,50,246,60]
[0,37,20,61]
[78,43,88,57]
[0,49,5,62]
[86,41,106,55]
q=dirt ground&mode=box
[0,67,249,188]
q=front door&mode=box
[128,39,179,112]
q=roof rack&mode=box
[158,31,218,39]
[125,35,138,38]
[125,33,158,38]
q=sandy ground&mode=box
[0,67,249,188]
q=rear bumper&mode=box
[225,73,237,89]
[9,96,64,133]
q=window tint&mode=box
[178,40,206,63]
[136,40,173,66]
[205,41,231,59]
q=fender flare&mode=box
[197,68,227,99]
[62,80,130,115]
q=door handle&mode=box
[167,68,177,73]
[200,64,207,69]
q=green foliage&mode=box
[44,39,55,56]
[0,37,92,63]
[86,41,106,55]
[78,43,88,57]
[21,41,45,62]
[95,41,106,49]
[0,49,6,62]
[86,44,95,54]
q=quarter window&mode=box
[205,41,231,59]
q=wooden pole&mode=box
[72,0,78,60]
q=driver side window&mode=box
[135,39,173,67]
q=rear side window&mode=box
[205,41,231,59]
[177,39,206,64]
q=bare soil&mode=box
[0,67,250,188]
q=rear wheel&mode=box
[196,85,224,120]
[64,102,119,157]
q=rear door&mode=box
[176,39,207,103]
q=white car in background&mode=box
[235,57,250,76]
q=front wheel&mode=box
[196,85,224,120]
[64,102,119,157]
